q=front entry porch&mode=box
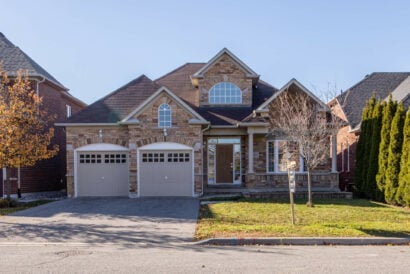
[206,138,241,185]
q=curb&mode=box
[195,237,410,246]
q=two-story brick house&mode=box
[0,32,86,197]
[58,48,339,197]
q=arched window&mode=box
[209,82,242,104]
[158,104,171,128]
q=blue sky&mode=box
[1,0,410,104]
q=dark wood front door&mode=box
[216,144,233,183]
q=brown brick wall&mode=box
[330,101,359,191]
[197,53,253,107]
[3,81,85,195]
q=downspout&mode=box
[35,75,46,99]
[200,123,211,196]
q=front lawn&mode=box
[0,200,50,216]
[195,199,410,240]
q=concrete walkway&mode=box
[0,198,199,246]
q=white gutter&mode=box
[210,125,239,129]
[237,122,269,127]
[55,123,120,127]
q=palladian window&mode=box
[158,103,171,128]
[209,82,242,104]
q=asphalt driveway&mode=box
[0,198,199,245]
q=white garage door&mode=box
[139,144,193,197]
[77,151,129,197]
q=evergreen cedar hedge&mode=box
[355,96,409,207]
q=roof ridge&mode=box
[64,74,159,123]
[101,74,157,102]
[154,62,205,82]
[337,72,410,101]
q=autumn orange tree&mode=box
[0,68,58,198]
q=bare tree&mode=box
[269,89,343,206]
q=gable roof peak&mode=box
[257,78,329,111]
[0,32,16,48]
[0,32,67,90]
[191,48,260,81]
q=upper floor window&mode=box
[209,82,242,104]
[158,103,171,128]
[66,105,72,118]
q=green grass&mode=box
[195,199,410,240]
[0,200,51,216]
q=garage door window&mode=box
[79,153,126,164]
[79,154,102,164]
[104,154,127,164]
[167,153,190,162]
[142,153,165,162]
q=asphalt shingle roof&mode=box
[64,75,160,123]
[337,72,410,129]
[156,63,277,125]
[65,60,277,125]
[0,32,65,88]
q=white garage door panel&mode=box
[139,150,192,197]
[77,152,129,197]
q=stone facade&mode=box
[65,92,203,197]
[197,53,253,107]
[61,49,340,198]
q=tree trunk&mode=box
[307,168,314,207]
[5,167,11,200]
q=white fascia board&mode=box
[210,125,239,129]
[237,122,269,127]
[119,118,140,125]
[122,86,207,123]
[188,119,210,125]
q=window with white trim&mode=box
[267,140,305,173]
[158,103,171,128]
[209,82,242,104]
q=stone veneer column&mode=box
[332,135,337,173]
[248,132,254,174]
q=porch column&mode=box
[248,132,254,174]
[331,135,337,172]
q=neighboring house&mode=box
[0,32,86,197]
[328,72,410,191]
[57,48,339,198]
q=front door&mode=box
[216,144,233,183]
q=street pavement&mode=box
[0,244,409,273]
[1,198,409,273]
